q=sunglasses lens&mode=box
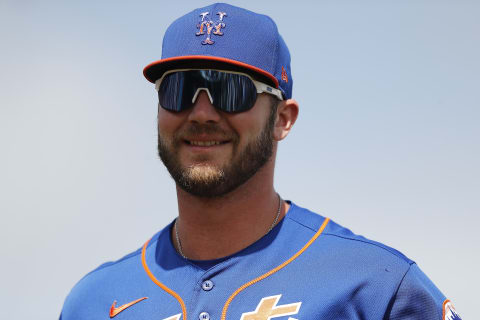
[158,71,196,112]
[157,70,258,113]
[204,70,257,113]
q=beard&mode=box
[157,104,276,198]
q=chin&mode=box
[182,164,225,183]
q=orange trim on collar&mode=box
[141,217,330,320]
[141,239,187,320]
[220,217,330,320]
[143,55,279,88]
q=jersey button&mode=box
[199,311,210,320]
[201,280,214,291]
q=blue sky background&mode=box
[1,0,478,318]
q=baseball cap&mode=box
[143,3,293,99]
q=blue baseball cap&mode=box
[143,3,293,99]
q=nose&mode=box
[187,90,221,124]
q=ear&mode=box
[273,99,299,141]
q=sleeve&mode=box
[387,263,462,320]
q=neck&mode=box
[172,160,288,260]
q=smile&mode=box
[186,140,229,147]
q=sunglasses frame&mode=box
[154,69,284,112]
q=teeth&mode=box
[189,141,222,146]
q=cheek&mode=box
[157,109,184,137]
[227,118,265,153]
[228,106,270,140]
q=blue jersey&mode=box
[60,202,461,320]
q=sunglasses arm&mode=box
[252,80,284,101]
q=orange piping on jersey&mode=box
[220,217,330,320]
[442,299,450,320]
[141,239,187,320]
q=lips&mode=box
[187,140,228,146]
[178,124,235,148]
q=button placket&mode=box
[201,280,214,291]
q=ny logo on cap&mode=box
[196,11,227,45]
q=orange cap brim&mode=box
[143,55,279,88]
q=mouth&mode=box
[185,140,230,147]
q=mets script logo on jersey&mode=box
[443,300,462,320]
[196,11,227,45]
[240,294,302,320]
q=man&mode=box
[60,3,461,320]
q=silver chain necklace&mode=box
[174,193,282,260]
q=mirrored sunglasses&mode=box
[155,69,283,113]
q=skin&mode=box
[158,90,299,260]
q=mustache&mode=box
[174,123,237,141]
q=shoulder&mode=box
[285,201,460,320]
[60,230,164,320]
[284,202,414,294]
[286,202,413,266]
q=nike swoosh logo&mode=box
[109,297,148,318]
